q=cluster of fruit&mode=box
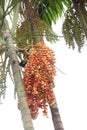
[23,42,56,119]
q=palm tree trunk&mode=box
[28,14,64,130]
[72,0,87,38]
[24,1,64,130]
[24,0,42,44]
[3,29,34,130]
[50,95,64,130]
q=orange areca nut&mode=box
[23,42,56,119]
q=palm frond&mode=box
[62,8,85,51]
[32,0,71,27]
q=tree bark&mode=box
[3,29,34,130]
[50,96,64,130]
[24,0,42,44]
[72,0,87,39]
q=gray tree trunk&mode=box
[3,29,34,130]
[50,96,64,130]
